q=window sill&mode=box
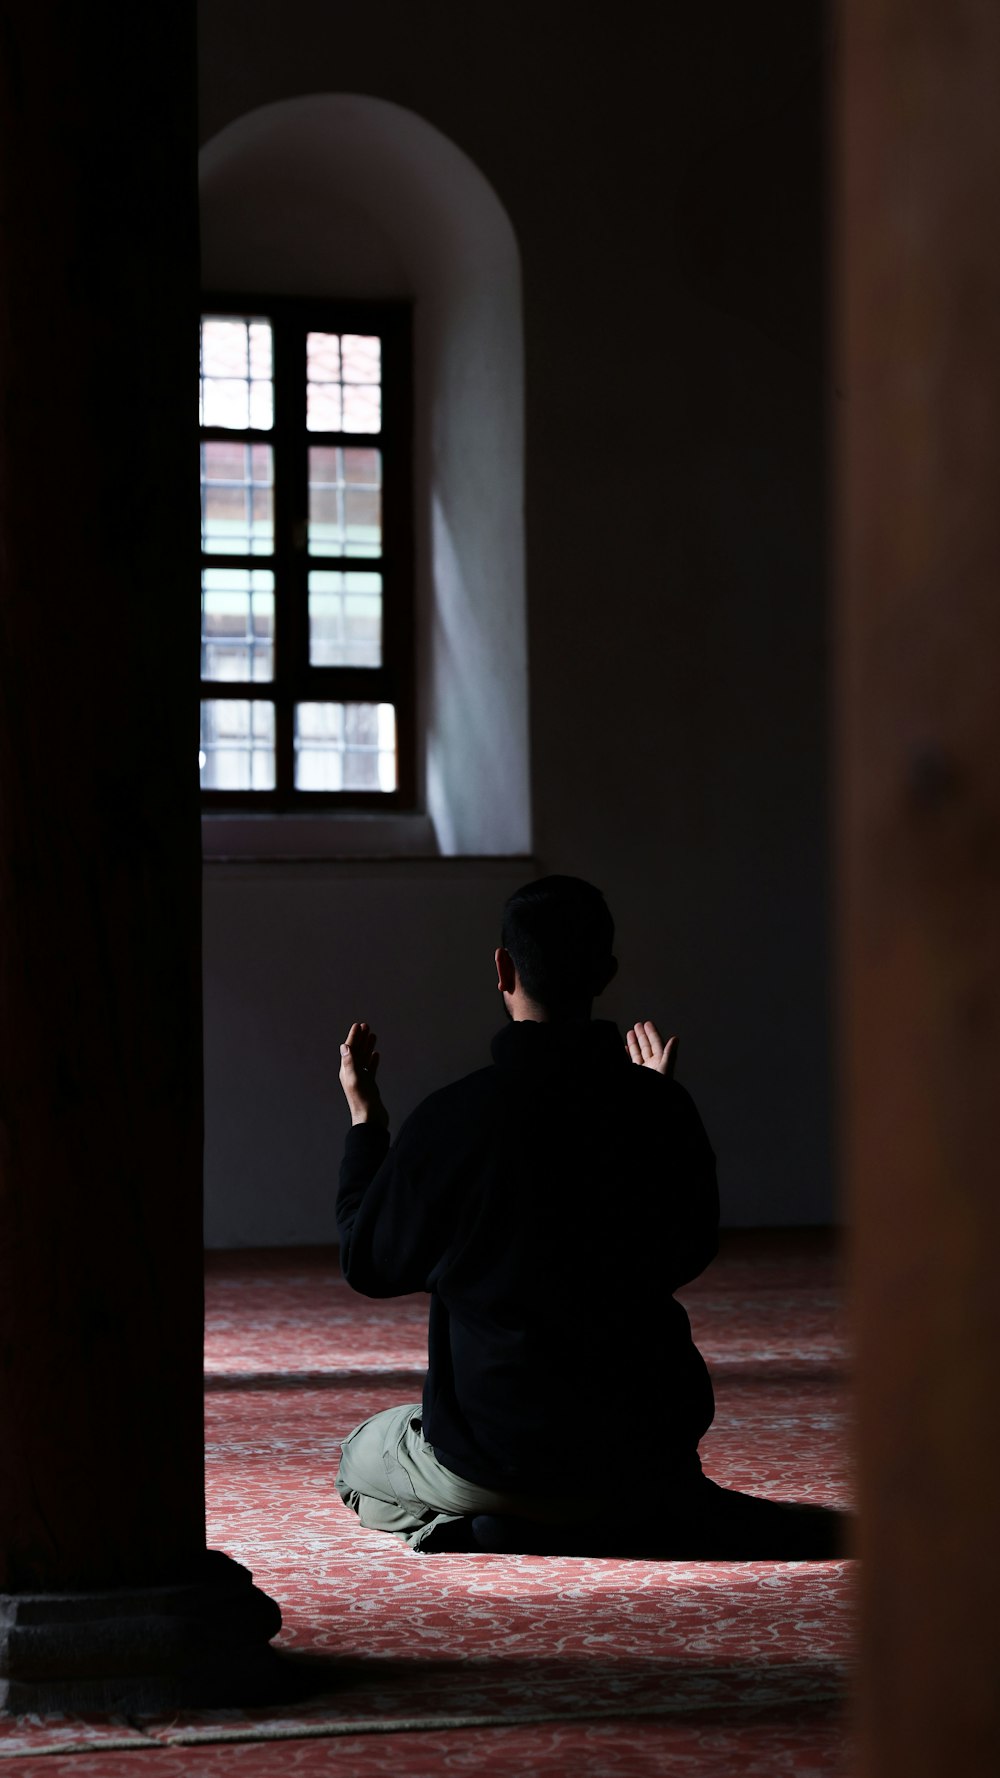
[201,809,440,862]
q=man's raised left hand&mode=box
[626,1020,679,1079]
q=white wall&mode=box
[202,860,531,1248]
[199,2,833,1241]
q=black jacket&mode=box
[337,1019,719,1494]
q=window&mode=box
[198,296,414,808]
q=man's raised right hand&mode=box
[339,1021,390,1128]
[626,1020,679,1079]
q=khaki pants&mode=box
[336,1405,849,1561]
[335,1403,598,1551]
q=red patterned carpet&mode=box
[0,1233,854,1774]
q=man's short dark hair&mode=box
[501,876,615,1009]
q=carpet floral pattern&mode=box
[0,1236,853,1773]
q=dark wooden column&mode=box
[839,3,1000,1775]
[0,3,279,1709]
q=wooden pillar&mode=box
[839,3,1000,1774]
[0,3,279,1710]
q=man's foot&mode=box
[417,1516,478,1553]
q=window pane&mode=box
[200,700,275,790]
[342,382,381,433]
[201,441,273,555]
[306,332,342,430]
[341,335,381,384]
[308,382,343,430]
[202,568,274,682]
[294,702,396,792]
[200,317,273,430]
[306,331,381,434]
[308,571,382,667]
[308,447,382,556]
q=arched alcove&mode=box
[199,94,530,856]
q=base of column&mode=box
[0,1549,282,1715]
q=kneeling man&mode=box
[334,875,839,1557]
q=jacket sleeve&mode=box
[664,1082,720,1292]
[336,1112,446,1298]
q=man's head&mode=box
[495,875,617,1021]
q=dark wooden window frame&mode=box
[200,293,415,810]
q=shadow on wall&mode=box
[200,93,531,857]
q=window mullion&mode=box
[271,318,306,801]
